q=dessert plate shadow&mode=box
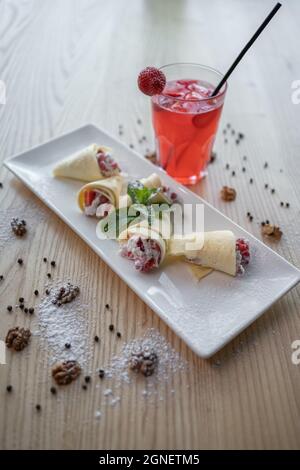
[4,124,300,358]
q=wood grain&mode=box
[0,0,300,450]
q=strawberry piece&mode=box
[84,190,96,207]
[139,258,156,273]
[136,237,145,252]
[177,79,198,86]
[138,67,166,96]
[236,238,250,267]
[99,194,109,204]
[164,91,183,98]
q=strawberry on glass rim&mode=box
[138,67,166,96]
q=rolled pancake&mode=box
[140,173,162,190]
[119,225,167,263]
[53,144,114,182]
[169,230,236,276]
[77,175,124,211]
[118,211,172,264]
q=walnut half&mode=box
[220,186,236,202]
[129,349,158,377]
[52,360,81,385]
[5,327,31,351]
[144,150,157,165]
[261,223,282,241]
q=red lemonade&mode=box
[151,72,226,184]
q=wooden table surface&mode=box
[0,0,300,450]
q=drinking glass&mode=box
[151,63,227,185]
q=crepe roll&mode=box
[53,144,120,182]
[118,212,171,273]
[169,231,250,276]
[77,175,124,218]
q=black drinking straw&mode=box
[212,2,282,97]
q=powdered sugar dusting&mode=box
[0,202,47,251]
[103,328,188,399]
[92,329,188,418]
[38,280,94,368]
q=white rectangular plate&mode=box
[5,124,300,357]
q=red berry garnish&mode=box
[138,67,166,96]
[84,190,96,207]
[236,238,250,266]
[99,195,109,204]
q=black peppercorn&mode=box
[6,385,13,392]
[17,258,23,265]
[34,290,39,296]
[50,386,57,395]
[109,324,114,331]
[51,261,56,267]
[7,305,12,312]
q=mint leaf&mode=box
[127,182,157,205]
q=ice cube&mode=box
[185,91,203,101]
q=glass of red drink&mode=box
[151,63,227,185]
